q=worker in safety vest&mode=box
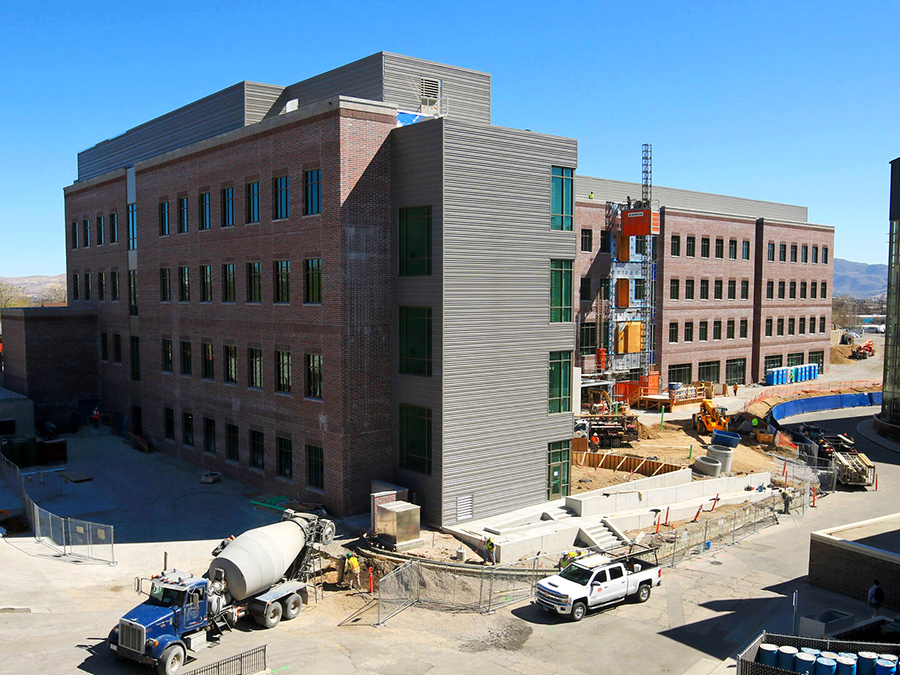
[591,433,600,451]
[485,537,496,564]
[346,552,361,590]
[559,551,577,570]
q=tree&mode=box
[0,281,29,308]
[37,283,67,305]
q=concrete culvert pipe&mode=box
[707,445,734,473]
[694,456,722,477]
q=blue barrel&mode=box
[840,654,859,661]
[837,656,858,675]
[875,659,896,675]
[803,648,823,657]
[796,652,818,674]
[817,657,837,675]
[758,643,778,666]
[823,653,841,661]
[859,652,879,675]
[779,645,799,670]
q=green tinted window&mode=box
[399,404,432,474]
[550,260,573,322]
[399,307,432,376]
[399,206,432,276]
[551,167,574,231]
[549,351,572,413]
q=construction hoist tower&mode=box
[639,143,654,376]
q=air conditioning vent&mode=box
[456,495,474,521]
[419,77,441,115]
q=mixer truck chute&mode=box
[108,510,334,675]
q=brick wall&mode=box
[809,535,899,610]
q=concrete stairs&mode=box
[578,520,625,551]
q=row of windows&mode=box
[764,316,828,337]
[670,235,751,261]
[161,412,324,486]
[669,278,750,301]
[70,214,119,249]
[765,279,828,301]
[763,351,827,370]
[668,319,749,343]
[767,242,829,265]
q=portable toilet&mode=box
[766,369,775,386]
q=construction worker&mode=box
[484,537,496,565]
[345,552,361,591]
[559,551,577,570]
[733,383,739,397]
[590,432,600,451]
[780,489,793,514]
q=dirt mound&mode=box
[638,421,660,439]
[831,345,854,364]
[459,621,533,652]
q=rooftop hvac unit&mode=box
[419,77,442,116]
[284,99,299,113]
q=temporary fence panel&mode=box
[182,645,266,675]
[377,560,420,625]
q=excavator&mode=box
[692,399,730,434]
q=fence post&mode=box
[704,520,709,545]
[732,513,736,545]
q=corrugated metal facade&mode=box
[244,82,285,124]
[440,120,577,525]
[391,119,445,524]
[576,176,808,223]
[279,53,384,112]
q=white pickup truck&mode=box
[535,547,662,621]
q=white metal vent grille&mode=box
[456,495,474,521]
[419,77,441,115]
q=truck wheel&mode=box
[570,601,587,622]
[282,593,302,620]
[636,584,651,603]
[157,644,185,675]
[260,601,283,629]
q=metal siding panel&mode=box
[576,176,809,223]
[383,53,491,126]
[391,119,445,525]
[77,83,247,181]
[243,82,285,125]
[279,53,384,109]
[441,120,577,525]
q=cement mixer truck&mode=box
[108,509,335,675]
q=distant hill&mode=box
[833,258,888,299]
[0,273,66,301]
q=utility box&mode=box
[376,501,423,552]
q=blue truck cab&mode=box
[108,570,209,675]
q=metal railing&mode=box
[182,645,266,675]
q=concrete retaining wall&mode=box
[608,489,773,532]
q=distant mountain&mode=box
[0,273,66,301]
[833,258,888,299]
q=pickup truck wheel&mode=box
[636,584,651,603]
[282,593,302,620]
[157,644,185,675]
[570,601,587,622]
[261,601,283,628]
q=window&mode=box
[714,279,723,300]
[222,264,235,302]
[698,360,721,383]
[725,358,746,385]
[201,342,214,379]
[768,242,775,261]
[809,316,816,334]
[581,229,593,252]
[110,213,119,243]
[547,440,571,499]
[246,262,261,302]
[699,321,708,341]
[801,245,808,263]
[274,260,290,303]
[668,322,678,343]
[766,280,774,300]
[684,322,694,342]
[177,197,188,233]
[635,236,647,256]
[399,404,431,474]
[550,260,573,321]
[72,274,80,300]
[130,336,140,381]
[248,348,263,388]
[276,437,292,478]
[799,317,806,334]
[127,203,137,250]
[199,192,210,230]
[728,239,737,259]
[668,363,692,384]
[726,319,735,339]
[113,333,122,363]
[700,279,709,300]
[741,279,749,300]
[97,215,105,245]
[305,353,323,398]
[101,333,109,361]
[701,237,710,258]
[819,316,826,333]
[84,273,92,301]
[742,240,750,260]
[811,281,818,298]
[224,345,237,383]
[809,350,825,369]
[304,259,322,303]
[198,265,212,302]
[128,270,138,316]
[246,182,260,223]
[778,281,785,300]
[599,278,610,298]
[765,318,773,337]
[204,418,216,454]
[250,430,264,469]
[800,281,807,299]
[777,318,785,336]
[183,412,194,447]
[273,176,289,220]
[740,318,748,338]
[111,271,119,301]
[684,279,695,300]
[670,235,680,256]
[779,243,786,262]
[549,351,572,413]
[307,443,325,487]
[159,202,170,236]
[399,307,432,376]
[634,278,646,299]
[221,187,234,227]
[159,268,171,302]
[164,408,175,440]
[787,352,804,367]
[579,322,597,355]
[580,277,591,301]
[550,167,574,231]
[727,279,736,300]
[789,281,796,299]
[275,350,291,393]
[226,424,239,461]
[685,235,696,257]
[180,340,192,376]
[821,282,827,299]
[161,338,173,372]
[812,246,819,264]
[599,230,611,253]
[765,354,783,370]
[669,278,679,300]
[713,320,722,340]
[83,219,91,247]
[71,221,79,249]
[178,266,190,302]
[303,170,321,216]
[399,206,432,276]
[790,244,797,262]
[715,238,724,259]
[823,246,829,264]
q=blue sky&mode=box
[1,0,897,276]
